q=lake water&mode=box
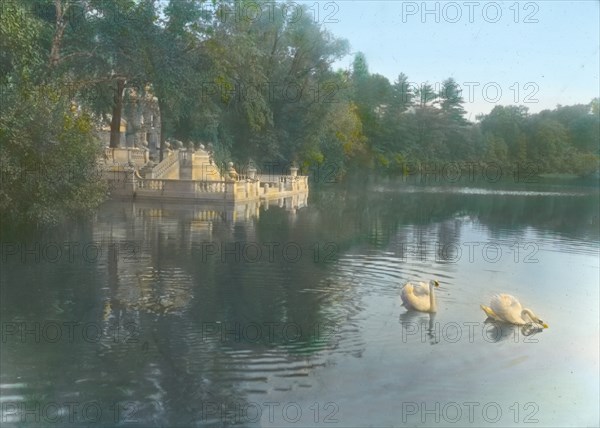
[1,177,599,427]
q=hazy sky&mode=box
[300,0,600,119]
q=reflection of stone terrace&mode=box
[98,196,307,318]
[101,146,309,203]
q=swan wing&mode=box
[411,282,430,296]
[400,283,414,308]
[480,304,502,321]
[490,294,524,324]
[401,282,431,311]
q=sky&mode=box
[300,0,600,119]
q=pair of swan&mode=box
[400,280,549,328]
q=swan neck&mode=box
[521,308,535,322]
[429,283,437,312]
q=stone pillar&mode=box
[225,181,236,201]
[119,167,137,197]
[179,150,192,180]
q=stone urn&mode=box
[226,162,239,181]
[247,164,257,180]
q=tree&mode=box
[139,0,216,159]
[351,52,369,82]
[592,98,599,116]
[527,117,570,172]
[0,1,106,226]
[439,78,466,125]
[198,0,349,165]
[569,114,600,153]
[416,82,437,108]
[479,105,529,161]
[389,73,413,115]
[44,0,155,149]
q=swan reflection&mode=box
[482,317,546,343]
[399,311,439,345]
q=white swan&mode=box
[480,294,548,328]
[400,280,440,313]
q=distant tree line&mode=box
[347,52,599,177]
[1,0,598,225]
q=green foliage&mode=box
[346,61,597,177]
[439,78,467,125]
[0,84,107,225]
[0,1,44,83]
[0,1,106,226]
[1,0,597,230]
[351,52,369,81]
[389,73,413,115]
[416,83,437,108]
[475,103,599,175]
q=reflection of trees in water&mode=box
[94,201,345,424]
[2,183,596,425]
[308,181,599,254]
[95,185,592,422]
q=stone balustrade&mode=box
[149,150,179,179]
[260,175,309,194]
[104,147,149,167]
[137,178,165,191]
[195,181,227,193]
[101,149,308,202]
[134,178,263,201]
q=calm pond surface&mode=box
[1,177,599,427]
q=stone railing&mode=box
[130,149,148,166]
[136,178,236,201]
[103,155,308,201]
[103,147,149,167]
[137,178,165,191]
[150,150,179,179]
[260,175,309,195]
[195,181,227,193]
[134,178,263,201]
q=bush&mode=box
[0,84,107,226]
